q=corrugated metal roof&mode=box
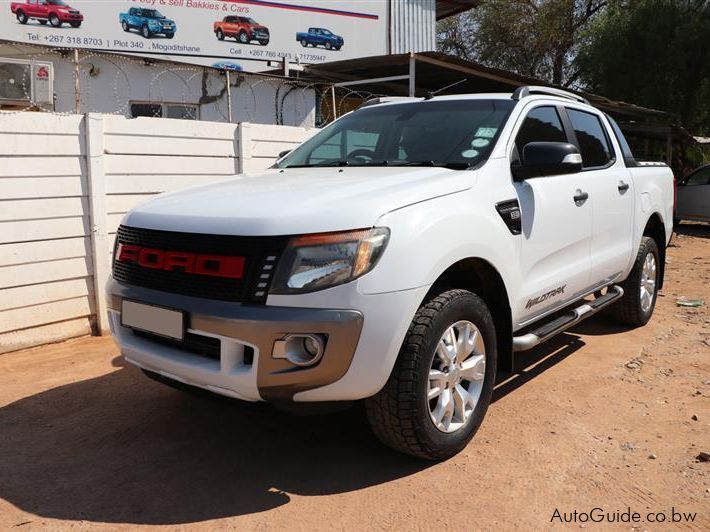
[301,51,677,123]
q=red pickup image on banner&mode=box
[214,16,270,46]
[10,0,83,28]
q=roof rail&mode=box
[512,85,589,105]
[358,96,417,109]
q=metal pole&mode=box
[225,70,233,124]
[330,85,337,121]
[408,52,416,97]
[73,48,80,114]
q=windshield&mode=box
[277,99,515,170]
[245,17,257,23]
[142,9,162,18]
[47,0,68,5]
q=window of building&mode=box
[130,101,198,120]
[567,108,613,168]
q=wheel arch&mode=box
[428,257,514,373]
[642,212,667,290]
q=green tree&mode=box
[437,0,607,86]
[578,0,710,134]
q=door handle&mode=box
[573,189,589,204]
[618,181,630,193]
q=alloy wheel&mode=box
[640,252,657,313]
[428,320,486,433]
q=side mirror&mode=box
[512,142,583,181]
[277,149,291,159]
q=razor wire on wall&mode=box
[0,42,388,127]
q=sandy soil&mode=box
[1,224,708,531]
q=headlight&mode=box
[270,227,389,294]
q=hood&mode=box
[122,166,475,236]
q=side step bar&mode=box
[512,285,624,352]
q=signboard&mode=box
[1,0,388,71]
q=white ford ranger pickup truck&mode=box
[108,86,674,459]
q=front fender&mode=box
[358,188,520,301]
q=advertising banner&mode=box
[0,0,388,71]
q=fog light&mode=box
[272,334,325,367]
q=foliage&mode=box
[437,0,607,86]
[578,0,710,135]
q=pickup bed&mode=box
[11,0,82,28]
[296,27,343,50]
[214,16,269,45]
[120,8,175,39]
[108,87,674,460]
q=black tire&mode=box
[325,41,332,50]
[216,29,224,40]
[141,24,151,38]
[365,289,497,460]
[16,11,28,24]
[165,32,174,39]
[49,14,61,27]
[259,39,269,46]
[70,21,80,28]
[611,236,660,327]
[334,45,342,51]
[238,30,248,44]
[300,39,307,47]
[122,20,129,32]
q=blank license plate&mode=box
[121,300,184,341]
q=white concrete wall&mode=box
[0,111,315,353]
[0,43,317,127]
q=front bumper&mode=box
[108,279,363,402]
[107,278,429,403]
[59,12,83,21]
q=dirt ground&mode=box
[1,224,708,531]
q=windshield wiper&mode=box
[283,160,471,170]
[284,160,351,168]
[389,160,472,170]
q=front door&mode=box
[677,166,710,221]
[511,105,594,326]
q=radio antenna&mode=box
[425,78,468,99]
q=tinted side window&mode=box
[685,167,710,186]
[567,109,613,168]
[515,106,566,155]
[606,114,635,165]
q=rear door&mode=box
[677,166,710,221]
[511,104,594,324]
[563,107,635,285]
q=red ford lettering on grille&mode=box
[117,244,245,279]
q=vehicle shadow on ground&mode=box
[675,222,710,238]
[0,327,593,525]
[493,332,586,402]
[0,357,430,525]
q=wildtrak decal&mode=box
[526,285,567,309]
